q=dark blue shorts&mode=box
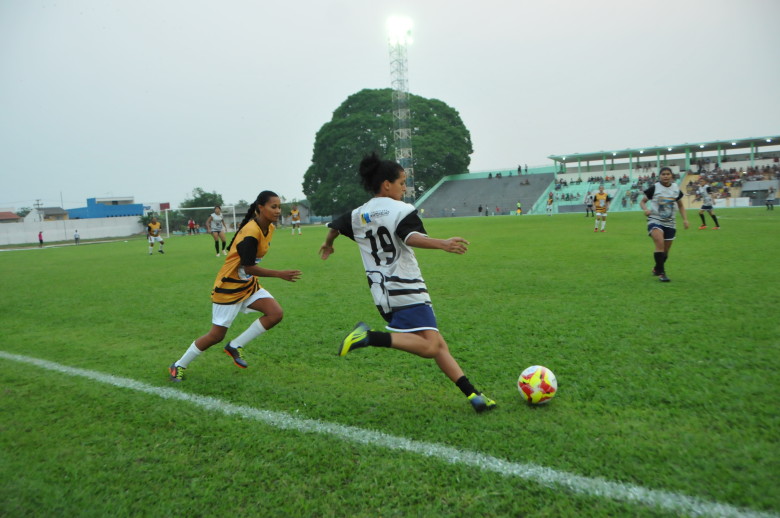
[648,223,676,240]
[385,304,438,332]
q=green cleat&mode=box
[169,363,185,382]
[468,392,497,413]
[338,322,370,357]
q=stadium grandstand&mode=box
[416,135,779,216]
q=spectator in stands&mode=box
[640,167,689,283]
[696,177,721,230]
[593,185,611,232]
[767,188,776,210]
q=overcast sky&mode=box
[1,0,778,210]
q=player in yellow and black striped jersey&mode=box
[593,185,611,232]
[167,191,301,381]
[290,205,302,235]
[147,216,165,254]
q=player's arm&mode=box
[319,228,340,260]
[676,197,689,229]
[320,212,353,260]
[406,233,469,255]
[205,215,212,232]
[244,264,301,282]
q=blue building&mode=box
[67,197,144,219]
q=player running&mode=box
[696,177,721,229]
[168,191,301,381]
[319,152,496,413]
[640,167,689,282]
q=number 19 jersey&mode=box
[329,197,430,318]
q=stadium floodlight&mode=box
[388,15,415,203]
[387,16,413,45]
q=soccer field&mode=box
[1,209,778,517]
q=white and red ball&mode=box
[517,365,557,404]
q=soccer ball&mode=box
[517,365,557,405]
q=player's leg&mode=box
[219,231,227,254]
[600,213,607,231]
[169,324,229,381]
[699,209,707,229]
[709,210,720,228]
[212,232,220,256]
[158,238,164,253]
[649,226,666,277]
[221,293,283,367]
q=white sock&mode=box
[176,342,202,368]
[230,320,267,349]
[601,221,606,230]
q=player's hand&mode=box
[442,237,469,254]
[683,220,690,230]
[278,270,302,282]
[319,244,334,260]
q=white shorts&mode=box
[148,235,164,243]
[211,288,273,327]
[596,211,608,217]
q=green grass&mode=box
[1,209,779,517]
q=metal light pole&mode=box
[387,16,415,203]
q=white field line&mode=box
[1,351,776,518]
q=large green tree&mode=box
[302,88,472,216]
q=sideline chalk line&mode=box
[1,351,776,518]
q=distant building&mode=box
[24,207,69,222]
[0,211,24,223]
[67,197,145,219]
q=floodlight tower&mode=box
[387,16,415,203]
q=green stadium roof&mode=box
[547,135,780,163]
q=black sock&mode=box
[700,214,706,225]
[654,252,665,273]
[366,331,392,348]
[222,242,226,251]
[711,215,719,226]
[215,242,220,254]
[455,376,477,397]
[662,252,668,269]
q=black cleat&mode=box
[224,343,248,368]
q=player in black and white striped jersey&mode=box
[319,152,496,413]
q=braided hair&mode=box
[226,190,279,251]
[359,152,403,194]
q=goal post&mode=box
[162,206,239,238]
